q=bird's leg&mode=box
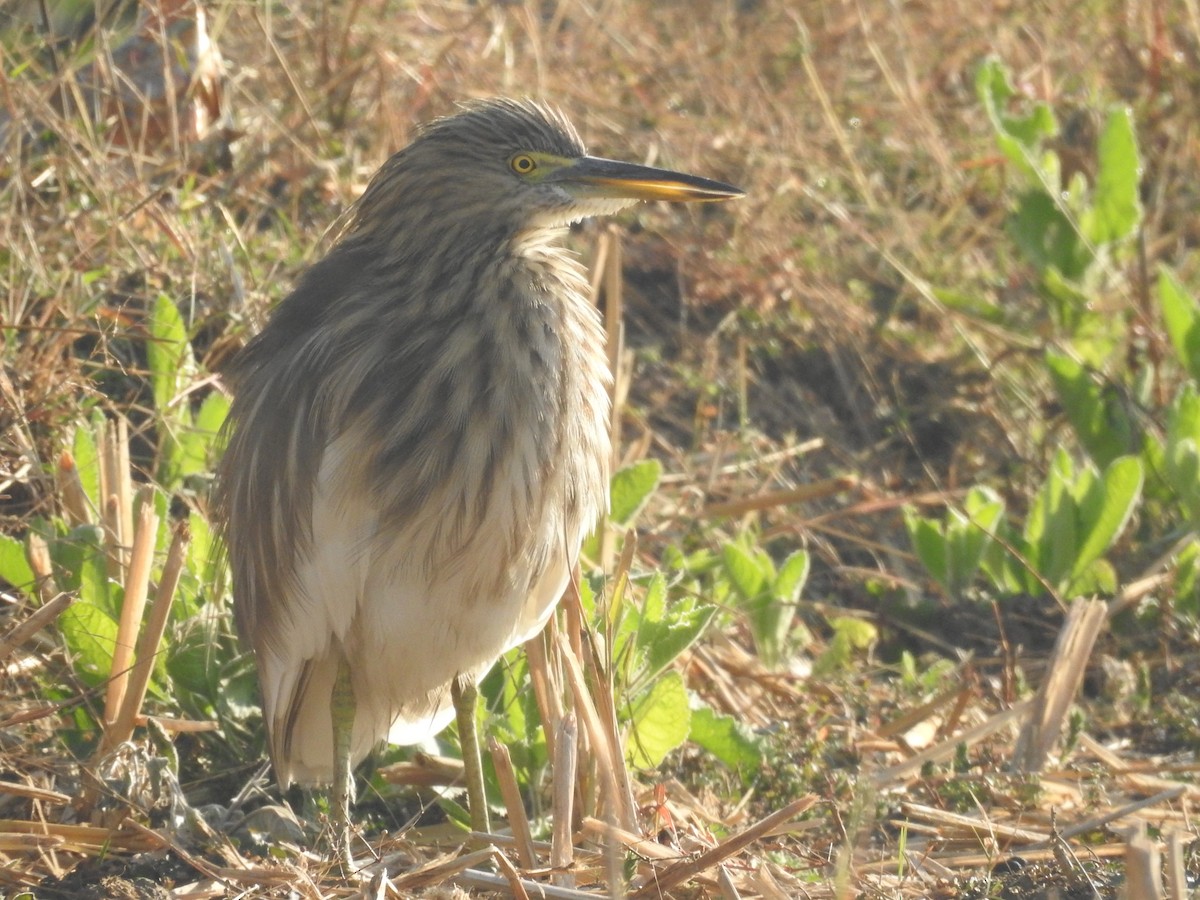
[451,674,491,837]
[330,655,356,870]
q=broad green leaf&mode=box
[1008,191,1089,280]
[1042,267,1104,338]
[1174,539,1200,618]
[688,704,763,772]
[742,550,808,668]
[980,518,1025,595]
[0,533,36,593]
[176,391,232,482]
[641,571,667,624]
[147,294,202,488]
[489,651,536,748]
[640,595,717,685]
[1159,267,1200,382]
[1163,439,1200,521]
[1170,385,1200,440]
[945,487,1006,597]
[146,293,195,415]
[963,486,1006,539]
[166,617,222,696]
[174,511,218,620]
[610,459,661,526]
[58,600,119,685]
[721,542,768,603]
[579,571,599,621]
[626,671,690,769]
[1027,449,1078,591]
[1083,106,1141,246]
[1045,350,1132,467]
[52,524,117,616]
[773,550,810,605]
[72,418,102,512]
[196,389,230,437]
[904,510,949,590]
[615,572,658,679]
[1069,455,1142,591]
[1165,390,1200,524]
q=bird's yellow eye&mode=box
[510,154,537,175]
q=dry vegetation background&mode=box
[2,0,1200,897]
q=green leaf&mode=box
[1165,388,1200,524]
[173,511,217,620]
[72,418,102,512]
[814,616,878,675]
[773,550,810,606]
[1045,350,1132,467]
[487,650,540,751]
[741,550,808,668]
[1083,106,1141,246]
[638,592,717,685]
[626,670,690,769]
[946,487,1006,597]
[904,510,949,590]
[1174,539,1200,618]
[175,390,231,483]
[963,486,1006,536]
[1159,267,1200,382]
[0,533,36,594]
[58,600,119,685]
[1026,449,1077,592]
[147,294,203,488]
[146,293,196,415]
[1009,191,1090,280]
[688,704,763,772]
[1068,455,1142,592]
[610,459,661,526]
[620,571,661,674]
[976,57,1059,180]
[831,616,877,650]
[721,541,768,603]
[980,517,1025,595]
[52,524,118,616]
[167,616,222,696]
[1070,558,1118,596]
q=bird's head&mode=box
[351,99,743,242]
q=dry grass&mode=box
[2,0,1200,896]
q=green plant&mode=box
[905,454,1142,602]
[0,292,252,770]
[997,450,1143,599]
[904,486,1005,600]
[146,293,230,491]
[977,56,1141,347]
[720,537,810,669]
[475,458,764,816]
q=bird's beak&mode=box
[558,156,744,202]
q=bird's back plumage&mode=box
[217,100,611,785]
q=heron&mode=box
[215,98,742,865]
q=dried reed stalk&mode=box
[1014,597,1107,771]
[105,521,188,752]
[550,713,578,888]
[630,796,815,898]
[488,737,536,869]
[0,592,74,665]
[102,490,158,739]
